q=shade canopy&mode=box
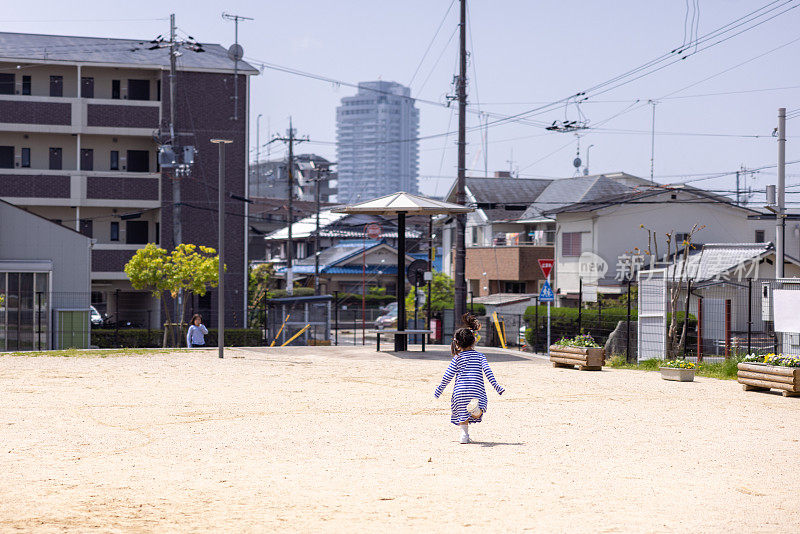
[332,191,474,215]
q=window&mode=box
[110,150,119,171]
[126,221,149,244]
[755,230,765,243]
[127,79,150,101]
[675,232,690,244]
[503,281,526,293]
[155,222,160,244]
[0,146,13,168]
[0,73,14,95]
[471,227,478,245]
[22,75,31,95]
[562,232,582,257]
[110,221,119,242]
[126,150,150,172]
[49,147,62,170]
[81,77,94,98]
[21,148,30,168]
[80,149,93,171]
[49,75,63,97]
[112,80,120,99]
[79,219,93,238]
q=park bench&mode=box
[368,329,434,352]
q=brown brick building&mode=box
[465,245,552,297]
[0,31,257,327]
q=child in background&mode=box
[435,314,505,444]
[187,314,208,348]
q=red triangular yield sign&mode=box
[538,258,554,278]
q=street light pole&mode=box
[212,138,233,359]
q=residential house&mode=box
[274,240,415,295]
[263,209,422,289]
[442,172,640,297]
[0,31,257,327]
[546,185,781,305]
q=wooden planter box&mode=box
[737,362,800,397]
[549,345,605,371]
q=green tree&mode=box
[124,243,220,347]
[405,271,455,318]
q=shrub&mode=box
[523,305,696,351]
[92,328,264,348]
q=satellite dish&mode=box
[406,259,428,285]
[573,157,582,168]
[227,44,244,61]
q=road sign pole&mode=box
[537,258,555,355]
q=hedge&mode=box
[523,305,696,350]
[92,328,264,348]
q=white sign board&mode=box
[582,284,598,303]
[772,290,800,333]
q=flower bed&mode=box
[738,354,800,397]
[549,334,605,371]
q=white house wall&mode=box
[555,192,789,297]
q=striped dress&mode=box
[435,349,504,425]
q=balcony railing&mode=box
[0,94,159,132]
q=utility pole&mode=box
[169,14,180,248]
[255,113,262,186]
[453,0,468,326]
[222,13,253,121]
[777,107,786,278]
[266,118,308,295]
[649,100,657,182]
[313,165,329,295]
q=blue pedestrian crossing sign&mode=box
[539,280,555,302]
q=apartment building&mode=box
[0,32,257,327]
[250,154,337,202]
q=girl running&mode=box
[434,314,505,443]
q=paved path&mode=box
[1,347,797,532]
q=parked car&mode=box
[90,306,104,327]
[379,302,398,315]
[374,309,398,330]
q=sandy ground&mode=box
[1,346,798,533]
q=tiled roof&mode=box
[661,243,799,282]
[472,293,537,305]
[264,210,420,240]
[0,31,258,73]
[519,175,632,220]
[465,177,551,222]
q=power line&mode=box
[409,0,456,87]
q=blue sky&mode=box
[5,1,799,200]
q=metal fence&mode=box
[636,277,800,363]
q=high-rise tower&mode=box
[336,81,419,203]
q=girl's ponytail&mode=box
[462,313,480,332]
